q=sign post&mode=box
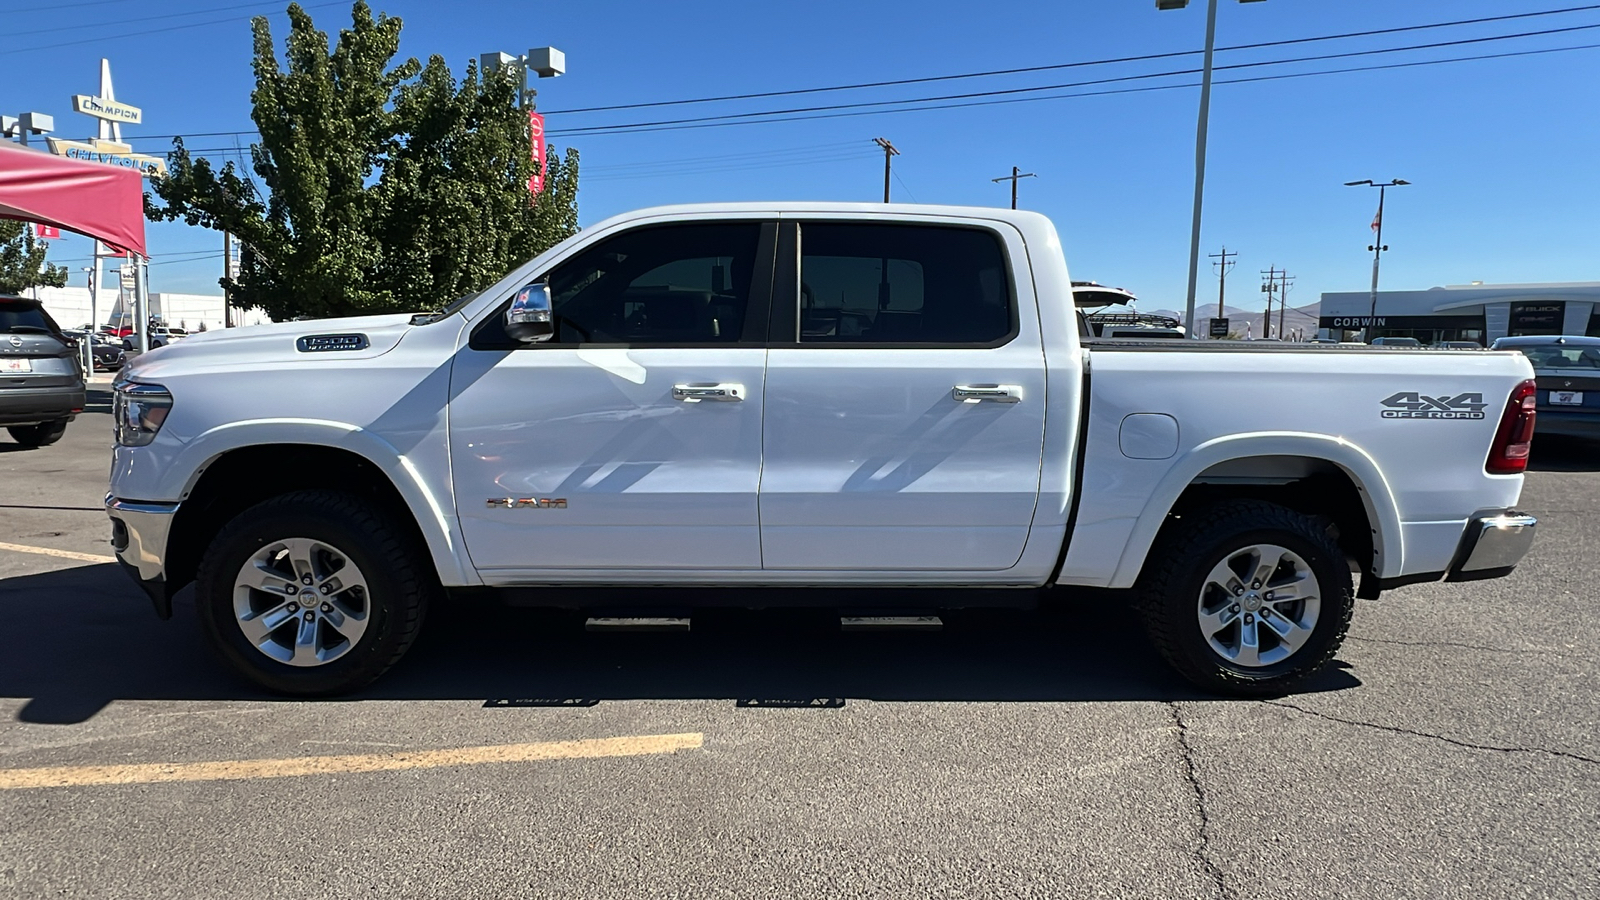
[1209,317,1230,338]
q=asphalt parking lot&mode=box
[0,385,1595,899]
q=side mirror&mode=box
[505,282,553,343]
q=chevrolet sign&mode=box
[46,137,166,178]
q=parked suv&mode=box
[1,296,86,447]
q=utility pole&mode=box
[1260,266,1278,338]
[1276,269,1296,340]
[1208,246,1237,336]
[222,231,233,328]
[990,166,1036,209]
[873,137,899,203]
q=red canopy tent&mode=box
[0,140,152,350]
[0,140,146,256]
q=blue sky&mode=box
[4,0,1598,314]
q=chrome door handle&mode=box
[673,382,745,402]
[952,384,1022,403]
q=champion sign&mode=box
[1380,392,1488,420]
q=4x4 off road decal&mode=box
[1380,392,1487,420]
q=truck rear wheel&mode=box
[1138,500,1353,697]
[194,490,430,696]
[7,419,68,447]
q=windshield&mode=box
[1510,345,1600,369]
[0,302,58,334]
[410,291,482,326]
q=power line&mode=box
[151,39,1600,156]
[112,5,1600,146]
[0,0,349,56]
[8,0,306,40]
[550,4,1600,115]
[9,0,129,13]
[554,40,1600,138]
[556,21,1600,136]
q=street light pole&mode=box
[1345,178,1409,341]
[1157,0,1267,338]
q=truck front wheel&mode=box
[1138,500,1354,697]
[194,490,430,695]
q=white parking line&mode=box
[0,541,116,564]
[0,733,705,790]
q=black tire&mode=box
[1136,500,1354,697]
[194,490,431,695]
[7,419,69,447]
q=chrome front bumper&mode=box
[106,494,180,616]
[1446,513,1537,582]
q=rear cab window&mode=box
[791,223,1015,346]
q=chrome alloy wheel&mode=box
[233,537,371,667]
[1196,543,1322,668]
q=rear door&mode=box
[758,218,1048,572]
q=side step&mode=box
[840,615,943,632]
[585,616,691,632]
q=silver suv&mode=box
[0,296,85,447]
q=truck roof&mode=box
[584,201,1057,231]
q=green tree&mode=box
[0,221,69,295]
[146,1,579,321]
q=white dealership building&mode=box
[25,284,272,332]
[1319,282,1600,345]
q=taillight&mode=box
[1486,379,1537,474]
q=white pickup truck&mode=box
[107,203,1540,697]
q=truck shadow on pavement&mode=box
[2,564,1360,724]
[1527,436,1600,473]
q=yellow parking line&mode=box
[0,732,704,790]
[0,541,115,564]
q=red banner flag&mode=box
[528,111,547,197]
[1371,204,1382,232]
[34,224,60,239]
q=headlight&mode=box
[113,381,173,447]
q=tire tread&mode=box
[1136,499,1354,697]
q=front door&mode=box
[759,219,1048,572]
[450,220,775,577]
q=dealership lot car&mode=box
[1490,334,1600,439]
[0,295,86,447]
[64,329,127,371]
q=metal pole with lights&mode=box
[1156,0,1267,338]
[1344,178,1409,341]
[482,47,565,199]
[480,47,566,111]
[1,112,55,147]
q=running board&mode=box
[840,615,943,632]
[585,616,691,632]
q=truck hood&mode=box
[123,313,420,379]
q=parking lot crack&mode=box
[1345,635,1522,655]
[1170,702,1231,900]
[1265,701,1600,767]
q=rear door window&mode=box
[795,223,1014,345]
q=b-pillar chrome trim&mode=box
[106,493,180,583]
